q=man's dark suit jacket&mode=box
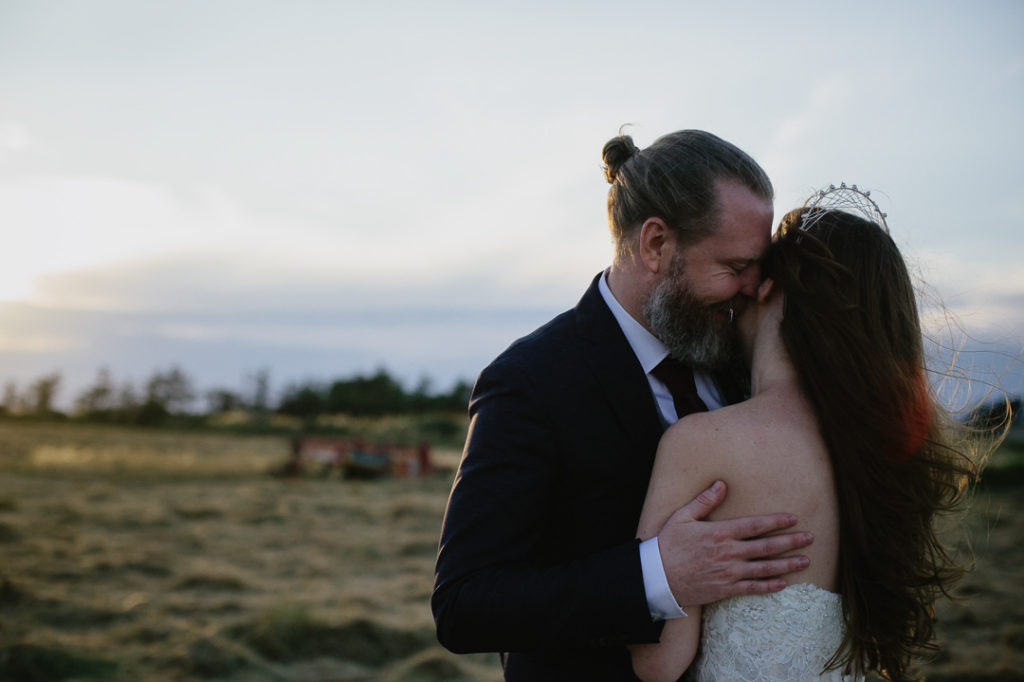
[432,273,669,680]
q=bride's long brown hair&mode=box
[761,208,991,681]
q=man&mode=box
[432,130,813,680]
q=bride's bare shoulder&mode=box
[661,398,771,448]
[656,394,809,473]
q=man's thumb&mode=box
[678,480,726,521]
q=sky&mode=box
[0,0,1022,410]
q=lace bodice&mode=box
[687,583,863,682]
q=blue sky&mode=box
[0,0,1021,408]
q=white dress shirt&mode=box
[597,269,725,620]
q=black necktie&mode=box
[651,357,708,420]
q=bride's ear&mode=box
[756,278,775,303]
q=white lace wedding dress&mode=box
[687,583,864,681]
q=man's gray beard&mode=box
[643,259,738,370]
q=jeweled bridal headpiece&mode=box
[800,182,889,234]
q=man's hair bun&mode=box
[602,134,640,184]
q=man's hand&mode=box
[657,480,813,607]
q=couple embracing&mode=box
[432,130,978,681]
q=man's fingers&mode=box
[733,531,814,560]
[738,555,810,580]
[731,578,790,597]
[676,480,727,522]
[717,512,801,540]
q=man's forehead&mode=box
[710,184,773,246]
[692,215,771,260]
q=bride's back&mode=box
[667,385,840,592]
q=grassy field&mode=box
[0,421,1021,681]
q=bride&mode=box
[630,191,982,681]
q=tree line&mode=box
[6,366,1016,434]
[0,366,473,427]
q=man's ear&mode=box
[756,277,775,303]
[637,217,673,274]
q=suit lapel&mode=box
[575,274,664,458]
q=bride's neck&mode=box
[749,306,800,397]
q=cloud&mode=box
[0,331,72,353]
[29,242,590,317]
[1,167,610,312]
[769,74,854,151]
[0,122,31,151]
[0,298,556,408]
[761,73,856,196]
[0,175,240,299]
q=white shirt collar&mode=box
[597,268,669,374]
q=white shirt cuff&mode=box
[640,536,688,620]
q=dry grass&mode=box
[0,422,498,681]
[0,422,1021,681]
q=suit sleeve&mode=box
[432,359,661,653]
